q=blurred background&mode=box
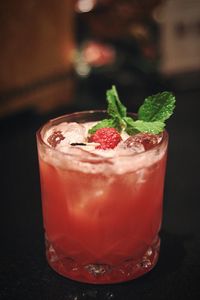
[0,0,199,117]
[1,1,200,299]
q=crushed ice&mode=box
[44,122,162,158]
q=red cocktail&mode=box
[37,111,168,284]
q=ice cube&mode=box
[124,133,162,151]
[60,122,86,144]
[46,122,87,149]
[116,139,145,154]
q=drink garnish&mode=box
[124,133,162,151]
[89,127,122,150]
[88,85,175,135]
[47,131,65,148]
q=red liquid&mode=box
[38,149,167,284]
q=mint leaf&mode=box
[89,85,126,134]
[131,120,165,134]
[107,85,127,119]
[123,117,165,135]
[138,91,175,122]
[123,117,139,135]
[88,118,120,134]
[88,87,175,136]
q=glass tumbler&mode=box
[36,111,168,284]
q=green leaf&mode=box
[123,117,139,135]
[131,120,165,134]
[88,118,120,134]
[138,91,176,122]
[106,85,127,119]
[87,87,175,136]
[123,117,165,134]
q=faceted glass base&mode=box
[45,237,160,284]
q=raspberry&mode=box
[125,133,161,151]
[89,128,122,150]
[47,130,65,148]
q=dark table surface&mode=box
[1,81,200,300]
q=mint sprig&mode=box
[107,85,127,119]
[123,117,165,135]
[138,92,176,122]
[88,86,126,134]
[88,85,175,135]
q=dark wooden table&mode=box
[1,83,200,300]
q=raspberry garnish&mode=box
[47,130,65,148]
[89,128,122,150]
[125,133,161,151]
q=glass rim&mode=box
[36,110,168,162]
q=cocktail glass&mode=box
[36,111,168,284]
